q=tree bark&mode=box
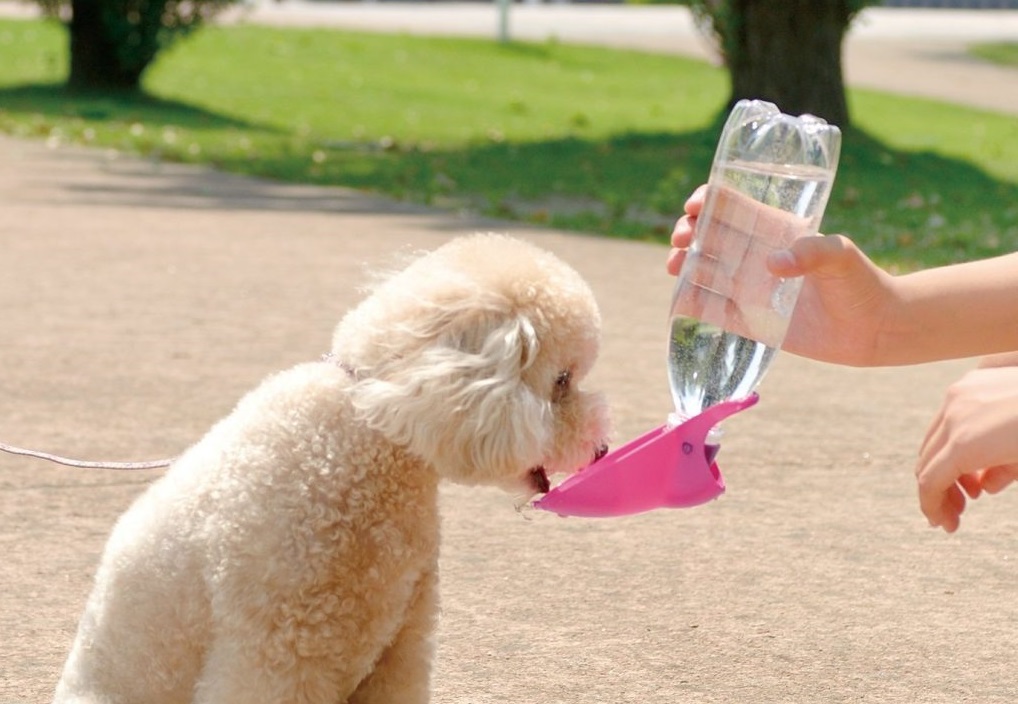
[727,0,853,127]
[67,0,144,92]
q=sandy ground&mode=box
[1,4,1017,703]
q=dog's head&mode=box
[333,234,610,496]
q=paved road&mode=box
[1,3,1016,704]
[3,130,1015,704]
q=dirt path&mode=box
[1,129,1016,703]
[1,5,1017,702]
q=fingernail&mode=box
[767,249,796,270]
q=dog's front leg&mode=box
[193,595,379,704]
[347,568,438,704]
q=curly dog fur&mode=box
[53,234,610,704]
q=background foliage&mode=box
[0,19,1015,270]
[35,0,235,89]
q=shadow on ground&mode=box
[0,81,267,131]
[2,86,1015,267]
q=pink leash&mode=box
[0,354,352,470]
[0,441,173,469]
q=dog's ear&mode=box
[350,309,551,486]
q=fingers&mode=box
[666,247,687,276]
[916,407,967,532]
[683,184,708,217]
[940,485,965,534]
[671,213,695,248]
[916,449,966,532]
[667,186,709,275]
[915,399,1015,531]
[670,186,707,250]
[919,462,1018,532]
[977,465,1018,494]
[956,472,983,500]
[668,211,697,275]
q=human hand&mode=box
[668,185,898,367]
[916,366,1018,533]
[667,185,706,277]
[668,184,815,347]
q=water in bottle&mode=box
[668,101,841,427]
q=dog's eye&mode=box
[552,370,572,402]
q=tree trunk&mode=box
[68,0,144,92]
[727,0,853,127]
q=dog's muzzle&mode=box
[528,444,608,494]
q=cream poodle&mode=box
[53,234,611,704]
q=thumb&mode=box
[767,234,858,278]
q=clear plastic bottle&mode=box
[668,100,841,427]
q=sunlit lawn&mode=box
[1,18,1016,269]
[969,41,1018,66]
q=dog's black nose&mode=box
[594,444,609,462]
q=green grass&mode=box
[1,19,1017,269]
[970,41,1018,67]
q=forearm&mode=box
[879,253,1018,365]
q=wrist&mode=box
[978,351,1018,369]
[871,272,924,366]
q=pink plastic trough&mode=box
[533,394,759,518]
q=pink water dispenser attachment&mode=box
[533,394,758,518]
